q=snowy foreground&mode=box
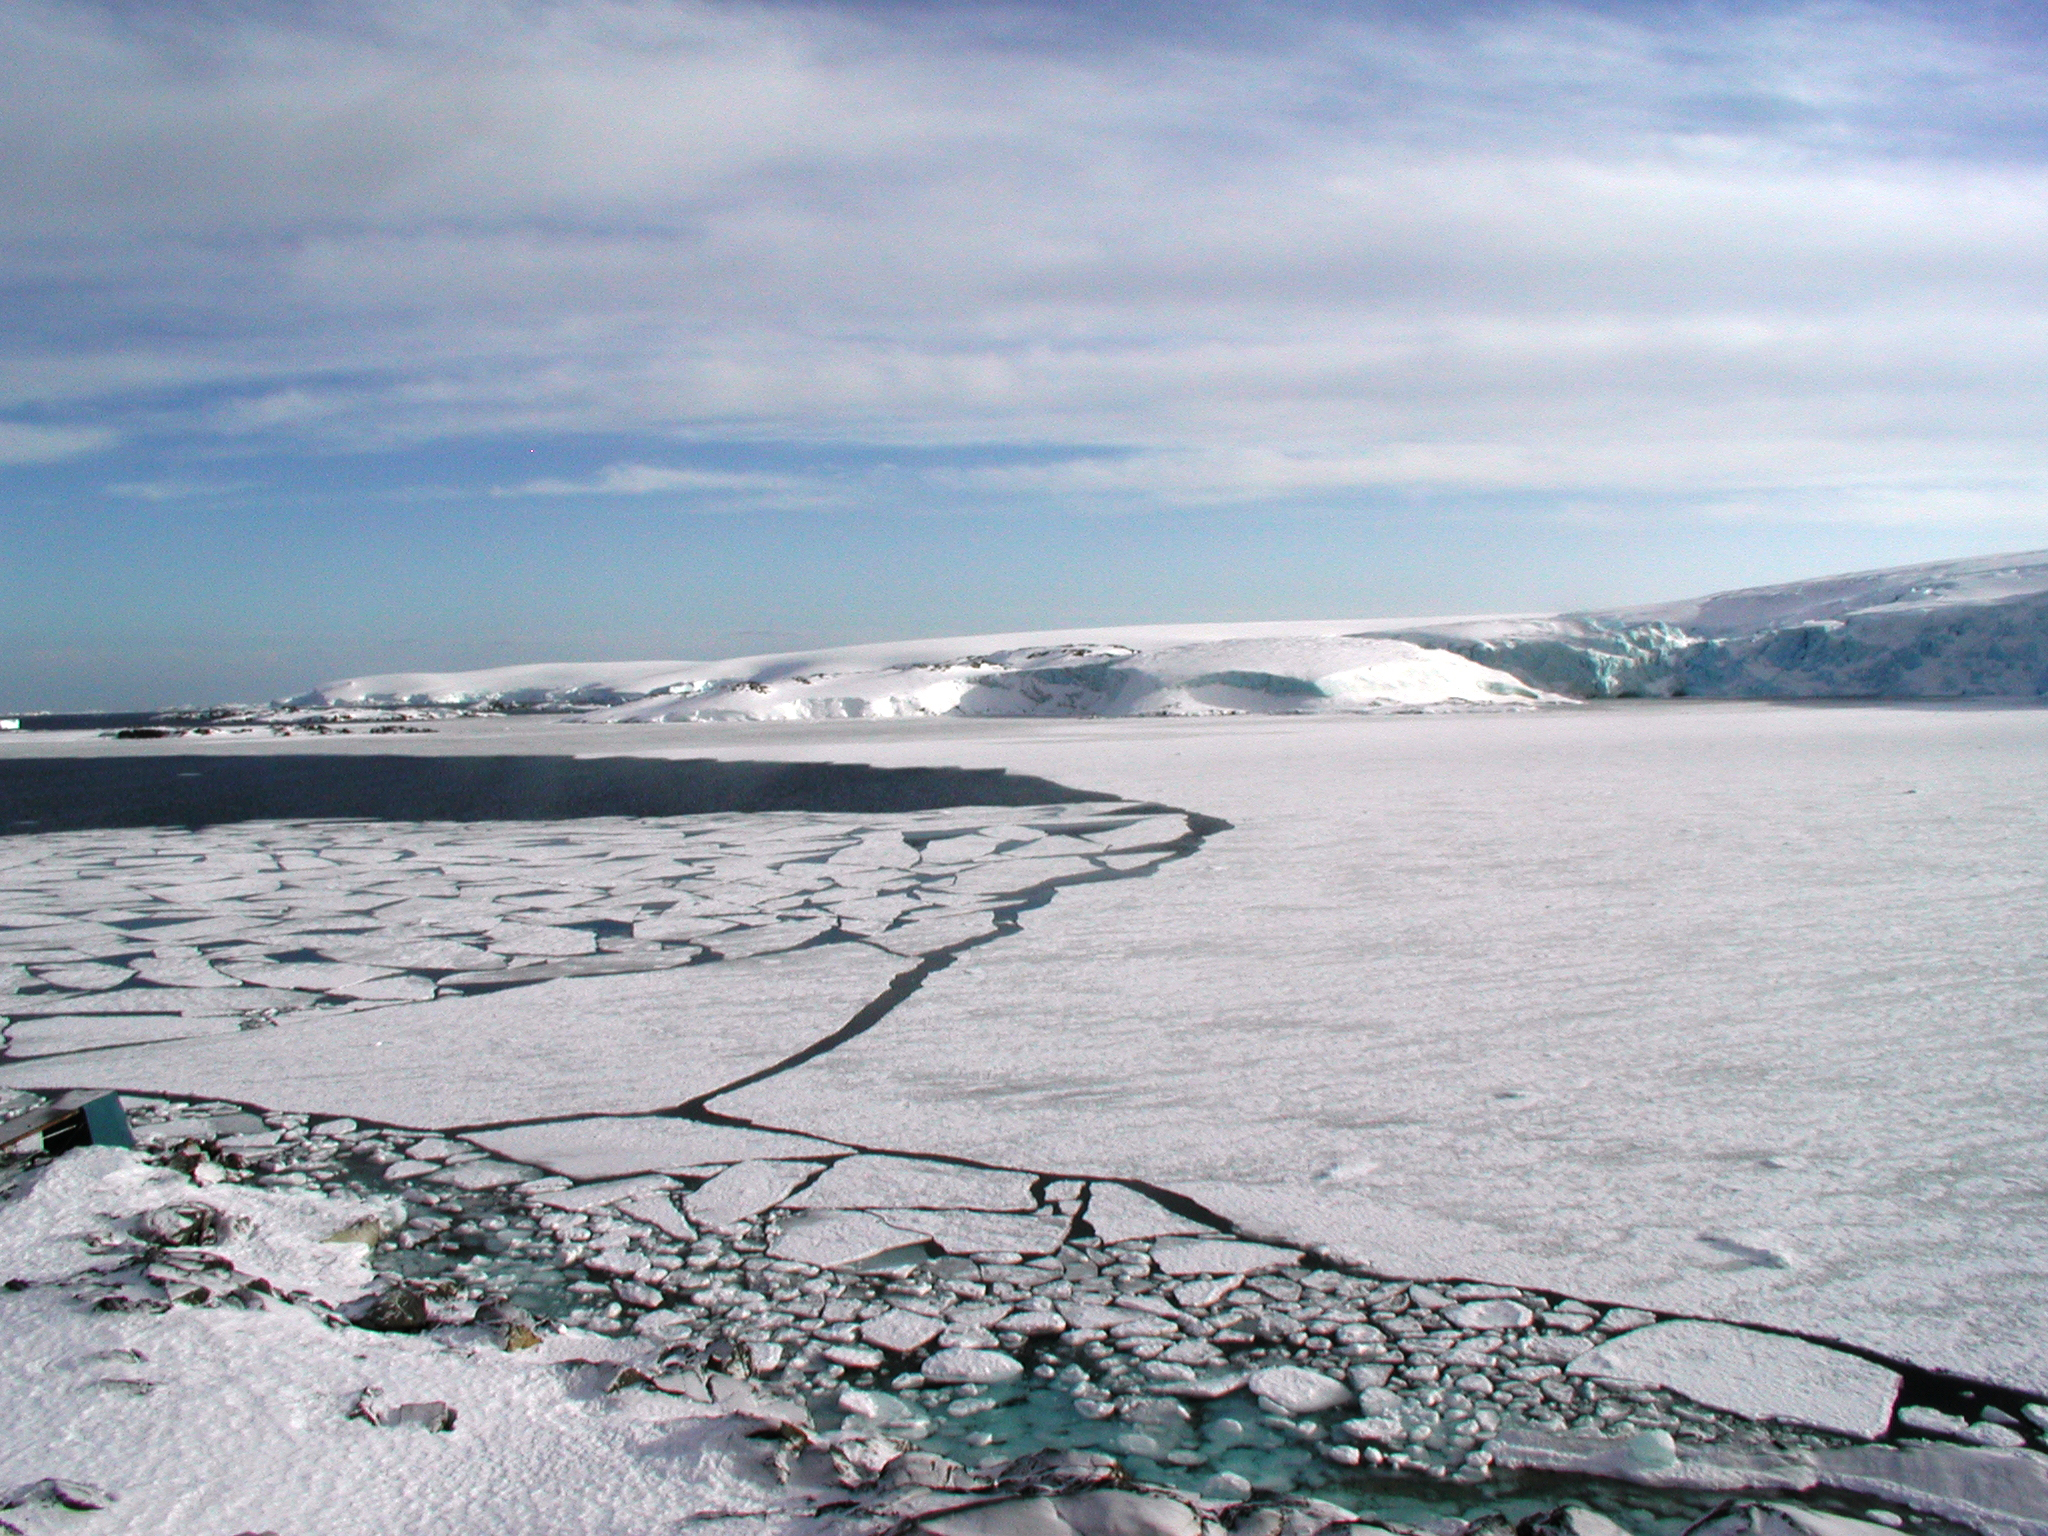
[293,549,2048,718]
[4,698,2048,1534]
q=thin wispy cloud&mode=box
[499,462,827,502]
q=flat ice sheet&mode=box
[679,703,2048,1393]
[467,1117,845,1178]
[11,707,2048,1395]
[0,945,902,1128]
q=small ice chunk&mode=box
[824,1344,886,1369]
[1169,1276,1241,1309]
[1523,1335,1596,1364]
[862,1309,947,1354]
[1247,1366,1349,1415]
[1447,1299,1533,1331]
[618,1192,695,1240]
[921,1349,1024,1384]
[1896,1405,2026,1447]
[427,1159,534,1190]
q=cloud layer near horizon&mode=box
[4,0,2048,519]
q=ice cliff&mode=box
[1391,549,2048,699]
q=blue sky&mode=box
[5,0,2048,709]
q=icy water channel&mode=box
[78,1097,1975,1536]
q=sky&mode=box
[4,0,2048,710]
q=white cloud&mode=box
[0,421,114,464]
[499,462,825,502]
[3,0,2047,515]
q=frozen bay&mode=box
[5,700,2046,1403]
[639,702,2048,1396]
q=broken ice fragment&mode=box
[133,1203,226,1247]
[1681,1504,1902,1536]
[875,1208,1069,1257]
[530,1173,678,1213]
[1446,1299,1533,1330]
[1150,1240,1301,1276]
[921,1348,1024,1384]
[0,1478,116,1516]
[861,1309,947,1354]
[353,1286,433,1334]
[1246,1366,1349,1415]
[684,1160,819,1232]
[426,1159,534,1191]
[769,1210,922,1268]
[1566,1320,1900,1439]
[383,1402,457,1432]
[785,1154,1037,1213]
[1081,1184,1213,1245]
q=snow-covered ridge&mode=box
[297,548,2048,714]
[300,629,1555,719]
[1387,549,2048,700]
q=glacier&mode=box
[292,549,2048,719]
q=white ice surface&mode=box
[782,1154,1037,1213]
[650,703,2048,1393]
[299,549,2048,717]
[0,1152,803,1536]
[1081,1183,1215,1244]
[1,946,902,1127]
[466,1118,845,1179]
[0,1147,386,1304]
[1601,548,2048,636]
[1565,1320,1901,1440]
[10,699,2048,1399]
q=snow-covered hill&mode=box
[300,627,1555,719]
[297,548,2048,715]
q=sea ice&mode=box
[691,703,2048,1393]
[785,1154,1038,1212]
[2,945,902,1126]
[768,1209,922,1268]
[1150,1240,1304,1276]
[1566,1320,1901,1440]
[466,1117,844,1178]
[874,1208,1071,1256]
[1081,1183,1214,1244]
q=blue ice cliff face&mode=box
[1401,592,2048,699]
